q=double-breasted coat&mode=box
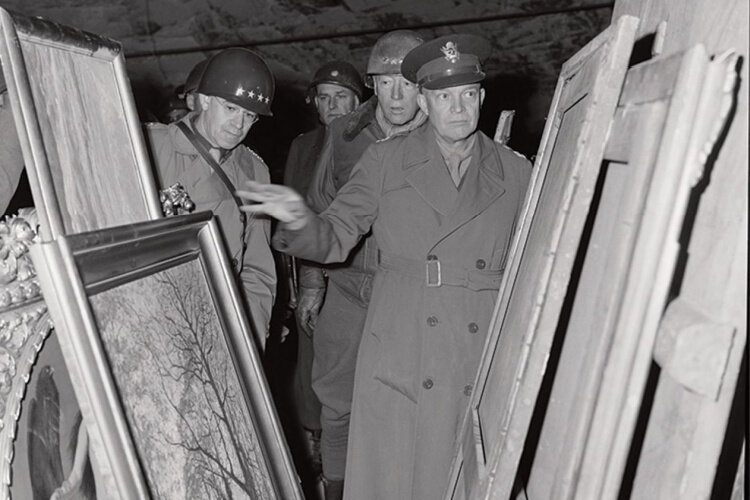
[274,123,531,499]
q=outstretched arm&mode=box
[238,142,383,264]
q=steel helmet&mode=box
[198,48,275,116]
[366,30,424,87]
[183,58,209,95]
[309,61,364,100]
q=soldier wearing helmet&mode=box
[279,30,427,500]
[280,60,363,494]
[145,48,277,350]
[237,33,531,499]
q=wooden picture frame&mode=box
[29,212,302,499]
[446,15,639,499]
[0,7,161,241]
[556,46,739,500]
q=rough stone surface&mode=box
[1,0,612,171]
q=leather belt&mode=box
[377,251,503,291]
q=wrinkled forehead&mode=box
[371,73,410,84]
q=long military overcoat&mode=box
[274,123,531,499]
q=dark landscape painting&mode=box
[89,260,275,499]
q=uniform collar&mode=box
[404,125,507,236]
[189,114,232,163]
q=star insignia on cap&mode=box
[248,90,256,99]
[235,86,246,97]
[258,92,265,102]
[441,41,460,63]
[331,70,339,77]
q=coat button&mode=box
[468,322,479,333]
[475,259,486,270]
[463,384,473,396]
[427,316,438,327]
[423,378,434,390]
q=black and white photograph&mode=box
[0,1,745,498]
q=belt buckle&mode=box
[426,259,442,287]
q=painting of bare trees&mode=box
[88,259,275,499]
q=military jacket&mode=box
[146,117,276,347]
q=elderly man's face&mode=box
[314,83,359,126]
[418,83,484,144]
[198,94,258,149]
[372,74,420,126]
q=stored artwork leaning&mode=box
[90,260,275,499]
[30,212,303,499]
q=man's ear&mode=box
[417,93,429,116]
[198,93,210,111]
[480,88,486,107]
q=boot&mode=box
[323,477,344,500]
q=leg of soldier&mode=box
[311,284,368,485]
[293,318,323,469]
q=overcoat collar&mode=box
[404,125,507,243]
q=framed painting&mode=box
[0,7,162,241]
[29,212,302,499]
[445,15,639,500]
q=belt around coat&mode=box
[377,251,504,291]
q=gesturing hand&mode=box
[236,181,310,230]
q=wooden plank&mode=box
[0,8,161,240]
[525,98,667,499]
[523,43,738,499]
[445,14,639,500]
[575,47,740,499]
[608,1,748,496]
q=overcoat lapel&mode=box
[435,134,506,244]
[404,127,460,216]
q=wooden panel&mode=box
[574,47,739,499]
[523,44,737,499]
[610,1,748,496]
[445,15,639,500]
[0,8,161,239]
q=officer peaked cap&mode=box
[402,34,491,90]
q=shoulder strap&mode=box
[176,120,248,271]
[176,121,246,210]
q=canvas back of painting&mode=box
[445,15,639,500]
[0,7,161,240]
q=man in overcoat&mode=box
[283,60,364,490]
[146,48,276,349]
[238,34,531,499]
[296,30,426,500]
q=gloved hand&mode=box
[296,286,325,337]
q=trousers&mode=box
[311,283,368,480]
